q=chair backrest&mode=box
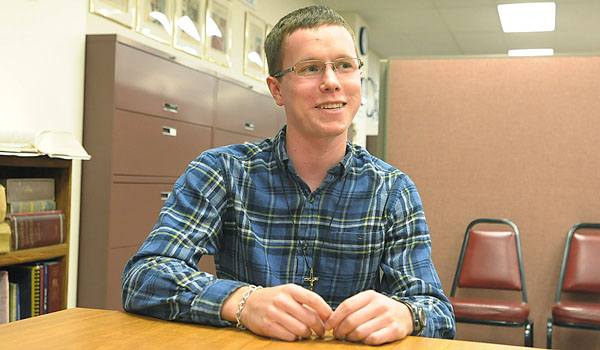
[451,218,527,301]
[555,223,600,301]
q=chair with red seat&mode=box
[546,222,600,349]
[450,218,533,347]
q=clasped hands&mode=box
[222,283,414,345]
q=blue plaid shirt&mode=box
[122,127,455,339]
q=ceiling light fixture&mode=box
[497,2,556,33]
[508,48,554,56]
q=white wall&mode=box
[0,0,380,308]
[0,0,87,309]
[338,11,380,148]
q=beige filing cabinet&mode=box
[79,35,214,310]
[79,34,285,310]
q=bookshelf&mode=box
[0,155,71,311]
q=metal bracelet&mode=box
[235,285,263,330]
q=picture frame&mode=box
[263,24,273,77]
[136,0,175,44]
[173,0,205,57]
[205,0,232,67]
[89,0,135,28]
[243,12,266,81]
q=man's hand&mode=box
[324,290,414,345]
[221,284,332,341]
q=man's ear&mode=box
[266,76,285,106]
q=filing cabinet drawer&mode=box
[112,109,211,177]
[109,181,174,248]
[213,129,264,148]
[107,245,141,310]
[105,243,215,311]
[215,79,284,138]
[114,42,215,126]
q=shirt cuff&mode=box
[190,279,248,327]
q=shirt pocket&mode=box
[316,228,385,304]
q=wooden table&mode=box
[0,308,540,349]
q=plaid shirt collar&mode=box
[273,125,354,178]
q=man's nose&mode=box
[320,64,341,91]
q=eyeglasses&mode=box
[272,57,363,78]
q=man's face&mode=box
[267,25,362,142]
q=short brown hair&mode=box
[264,6,357,77]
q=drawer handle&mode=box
[160,191,171,201]
[244,122,255,131]
[164,102,179,113]
[162,126,177,136]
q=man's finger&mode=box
[325,290,372,330]
[287,284,333,322]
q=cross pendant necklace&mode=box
[297,237,318,291]
[304,268,318,291]
[278,165,348,292]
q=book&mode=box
[0,129,90,160]
[33,263,45,316]
[36,264,44,316]
[0,178,54,203]
[9,282,17,321]
[0,185,5,220]
[7,199,57,216]
[6,264,43,319]
[44,260,62,313]
[0,270,8,324]
[43,261,47,313]
[9,210,65,250]
[0,221,10,253]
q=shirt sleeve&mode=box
[378,174,456,339]
[121,152,245,327]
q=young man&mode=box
[122,6,455,345]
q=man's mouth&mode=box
[316,102,345,109]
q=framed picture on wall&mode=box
[89,0,135,28]
[263,24,273,77]
[205,0,232,67]
[136,0,175,44]
[243,12,266,81]
[173,0,205,57]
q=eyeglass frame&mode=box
[271,57,364,78]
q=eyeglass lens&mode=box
[295,58,360,77]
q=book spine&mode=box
[0,184,5,220]
[43,263,48,314]
[0,271,8,324]
[37,264,45,315]
[1,178,55,202]
[9,282,17,322]
[31,266,41,317]
[9,211,65,250]
[45,261,62,313]
[15,284,20,320]
[8,200,56,215]
[0,222,10,253]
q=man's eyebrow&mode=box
[295,54,357,62]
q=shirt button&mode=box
[309,196,315,203]
[303,242,309,250]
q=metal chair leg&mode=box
[546,318,553,349]
[523,320,534,347]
